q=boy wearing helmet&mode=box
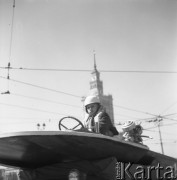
[84,95,118,136]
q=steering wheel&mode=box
[58,116,84,131]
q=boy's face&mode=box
[86,103,99,116]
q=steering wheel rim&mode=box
[58,116,84,131]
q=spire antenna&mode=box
[93,50,97,70]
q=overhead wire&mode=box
[0,66,177,74]
[0,102,69,116]
[163,113,177,117]
[0,116,52,120]
[159,101,177,115]
[143,122,177,130]
[0,75,81,98]
[1,74,177,123]
[1,0,176,152]
[1,76,173,117]
[10,92,81,108]
[146,141,177,144]
[1,70,177,125]
[162,117,177,122]
[1,76,177,125]
[114,104,157,117]
[144,127,177,135]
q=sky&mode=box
[0,0,177,159]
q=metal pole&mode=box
[158,122,164,154]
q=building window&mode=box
[91,83,97,89]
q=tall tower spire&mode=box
[89,52,103,96]
[93,50,97,71]
[87,53,115,123]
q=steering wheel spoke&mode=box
[58,116,84,131]
[60,123,69,130]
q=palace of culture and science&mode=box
[83,54,115,125]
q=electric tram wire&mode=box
[0,102,69,116]
[1,76,177,122]
[114,104,157,117]
[0,75,81,98]
[10,92,81,109]
[1,75,177,123]
[0,66,177,74]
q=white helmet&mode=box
[122,121,136,132]
[84,95,100,107]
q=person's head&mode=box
[84,95,100,116]
[68,169,86,180]
[122,121,136,133]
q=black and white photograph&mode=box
[0,0,177,179]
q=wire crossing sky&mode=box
[0,0,177,158]
[1,66,177,73]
